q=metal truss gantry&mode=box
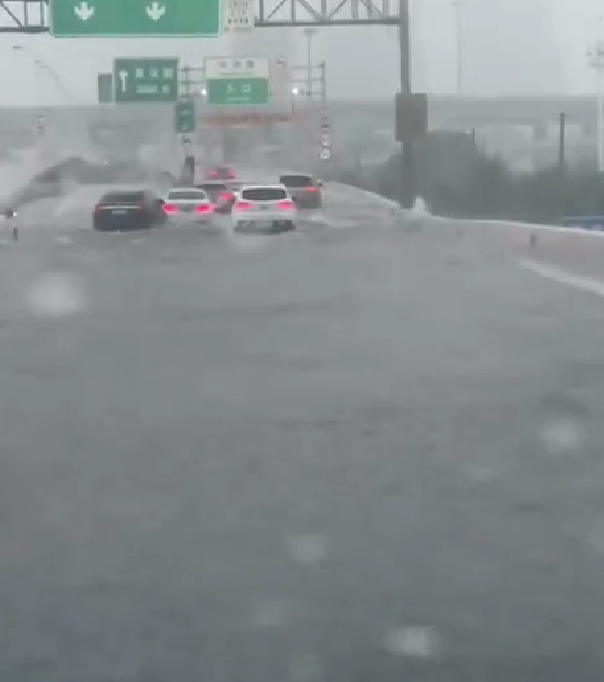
[0,0,399,32]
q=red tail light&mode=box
[218,192,233,202]
[207,171,218,178]
[136,202,145,211]
[94,203,102,212]
[234,201,252,211]
[195,203,212,213]
[277,200,295,210]
[163,203,177,214]
[305,186,318,192]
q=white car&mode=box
[230,184,297,233]
[162,187,214,224]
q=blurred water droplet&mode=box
[289,652,323,682]
[251,597,289,628]
[538,416,585,456]
[586,516,604,556]
[383,626,442,658]
[287,533,328,564]
[466,464,498,482]
[26,271,87,317]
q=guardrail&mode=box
[561,216,604,232]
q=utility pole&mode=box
[399,0,415,208]
[587,40,604,172]
[319,61,327,107]
[304,28,318,99]
[182,65,192,96]
[303,28,318,170]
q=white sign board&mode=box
[204,57,269,79]
[223,0,255,32]
[319,148,331,161]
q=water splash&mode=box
[26,271,87,317]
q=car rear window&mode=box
[197,183,227,198]
[241,187,288,201]
[279,175,314,188]
[168,190,207,201]
[100,191,146,204]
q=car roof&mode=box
[279,171,314,178]
[100,188,148,200]
[239,183,288,191]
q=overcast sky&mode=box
[0,0,602,105]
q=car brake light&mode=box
[234,201,252,210]
[94,203,102,212]
[305,186,318,192]
[277,200,295,210]
[195,203,212,213]
[163,203,177,213]
[218,192,232,202]
[136,202,145,211]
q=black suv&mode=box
[93,189,167,231]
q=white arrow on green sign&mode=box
[49,0,221,37]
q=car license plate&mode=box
[259,204,269,210]
[112,209,127,215]
[180,205,194,212]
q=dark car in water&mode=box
[93,189,167,231]
[278,173,323,209]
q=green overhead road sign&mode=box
[113,58,179,103]
[207,79,269,105]
[205,57,270,106]
[49,0,221,37]
[97,73,113,103]
[174,99,196,133]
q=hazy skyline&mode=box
[0,0,602,105]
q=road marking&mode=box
[55,235,73,244]
[518,258,604,299]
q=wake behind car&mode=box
[163,188,214,223]
[231,184,297,233]
[279,173,322,209]
[93,189,167,231]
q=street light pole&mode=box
[453,0,462,94]
[587,40,604,172]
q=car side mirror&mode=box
[316,180,323,188]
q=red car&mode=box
[206,165,236,180]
